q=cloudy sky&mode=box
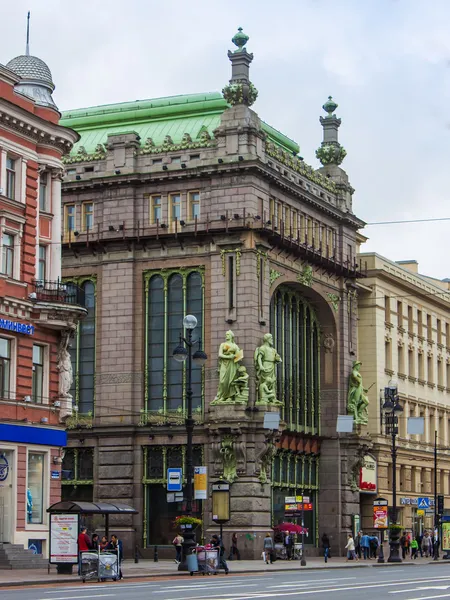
[2,0,450,279]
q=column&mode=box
[0,149,6,193]
[50,170,63,280]
[403,401,410,439]
[20,158,27,203]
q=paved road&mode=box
[4,564,450,600]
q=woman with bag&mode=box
[263,533,274,564]
[172,533,184,565]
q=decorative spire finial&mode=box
[322,96,338,118]
[316,95,347,166]
[222,28,258,107]
[231,27,249,52]
[25,11,31,56]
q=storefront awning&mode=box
[47,500,138,514]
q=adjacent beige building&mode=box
[357,252,450,533]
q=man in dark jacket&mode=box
[110,535,123,579]
[211,534,229,574]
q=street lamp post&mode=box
[382,379,403,563]
[173,315,207,571]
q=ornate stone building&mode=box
[60,30,365,557]
[357,254,450,533]
[0,45,83,558]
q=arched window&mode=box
[270,286,320,433]
[145,268,204,419]
[69,279,96,414]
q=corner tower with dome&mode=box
[0,36,85,560]
[59,29,367,558]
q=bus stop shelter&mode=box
[47,500,138,539]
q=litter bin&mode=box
[57,563,74,574]
[187,553,199,574]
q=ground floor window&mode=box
[27,453,44,524]
[272,487,317,546]
[61,447,94,503]
[143,444,204,546]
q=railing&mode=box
[32,280,86,307]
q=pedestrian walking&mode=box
[109,534,123,579]
[369,535,378,559]
[284,531,293,560]
[228,532,241,560]
[422,532,431,558]
[411,537,419,559]
[211,534,229,574]
[322,533,331,563]
[417,532,423,557]
[77,527,92,575]
[400,531,409,559]
[345,534,358,562]
[172,533,184,565]
[361,532,370,559]
[263,533,275,564]
[355,531,362,559]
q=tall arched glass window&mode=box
[68,279,96,414]
[145,268,204,418]
[270,287,320,433]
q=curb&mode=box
[0,559,430,588]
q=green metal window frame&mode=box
[61,447,94,487]
[270,287,321,434]
[142,267,205,425]
[142,444,204,547]
[64,277,97,419]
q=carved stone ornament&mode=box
[385,333,392,343]
[254,434,277,484]
[327,293,340,312]
[269,269,283,286]
[323,334,335,353]
[349,444,370,492]
[211,434,246,483]
[297,265,313,287]
[397,338,405,348]
[347,360,369,426]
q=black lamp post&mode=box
[172,314,207,571]
[382,379,403,563]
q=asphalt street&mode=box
[4,565,450,600]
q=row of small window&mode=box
[386,298,450,344]
[150,192,200,224]
[269,198,337,253]
[0,233,47,280]
[2,156,49,211]
[64,202,94,233]
[386,342,450,387]
[0,337,46,402]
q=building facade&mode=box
[0,49,83,556]
[357,253,450,533]
[60,30,366,557]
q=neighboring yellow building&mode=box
[357,252,450,534]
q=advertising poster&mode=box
[194,466,207,500]
[373,504,388,529]
[442,522,450,552]
[50,514,79,564]
[359,454,377,493]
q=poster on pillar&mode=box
[359,454,377,493]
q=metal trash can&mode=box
[187,553,199,574]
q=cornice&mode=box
[0,98,79,154]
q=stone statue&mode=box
[57,331,73,399]
[220,435,238,483]
[212,331,248,404]
[347,360,369,425]
[254,333,282,405]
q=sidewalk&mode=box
[0,556,428,588]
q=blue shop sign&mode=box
[0,424,66,447]
[0,319,34,335]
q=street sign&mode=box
[212,482,230,491]
[167,468,182,492]
[194,466,207,500]
[438,495,445,514]
[418,497,430,509]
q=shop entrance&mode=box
[0,451,13,543]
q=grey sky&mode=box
[2,0,449,279]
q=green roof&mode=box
[60,92,299,155]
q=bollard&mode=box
[154,545,158,562]
[134,544,139,564]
